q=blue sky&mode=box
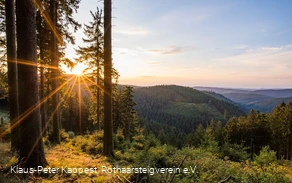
[65,0,292,88]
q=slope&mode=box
[133,85,245,146]
[194,86,292,113]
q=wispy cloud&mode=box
[233,44,247,49]
[148,46,195,55]
[213,45,292,76]
[114,48,139,56]
[115,28,149,36]
[261,45,292,51]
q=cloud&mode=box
[261,45,292,52]
[213,44,292,77]
[115,28,149,36]
[114,48,138,56]
[148,46,194,55]
[233,44,247,49]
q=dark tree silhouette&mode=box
[5,0,19,151]
[103,0,113,156]
[16,0,47,167]
[75,8,103,130]
[50,0,60,144]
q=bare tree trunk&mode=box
[103,0,113,156]
[78,77,82,134]
[5,0,19,152]
[96,29,100,131]
[16,0,47,167]
[50,0,60,143]
[37,10,47,137]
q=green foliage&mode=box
[70,131,103,155]
[113,86,138,141]
[60,129,70,142]
[220,143,249,162]
[134,85,245,147]
[255,146,277,166]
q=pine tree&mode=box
[35,0,81,140]
[49,0,60,144]
[36,9,50,136]
[103,0,113,156]
[75,7,103,130]
[5,0,19,151]
[113,86,137,141]
[16,0,47,167]
[0,0,5,47]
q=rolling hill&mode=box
[132,85,246,146]
[194,86,292,112]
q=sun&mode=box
[71,63,87,76]
[61,63,87,76]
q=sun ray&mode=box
[0,75,75,138]
[33,0,63,45]
[83,75,105,92]
[80,76,95,100]
[27,76,78,160]
[78,76,82,133]
[8,59,60,71]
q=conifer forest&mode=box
[0,0,292,182]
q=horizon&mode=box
[117,82,292,90]
[65,0,292,88]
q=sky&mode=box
[65,0,292,88]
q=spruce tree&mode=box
[16,0,47,167]
[5,0,19,151]
[75,8,103,130]
[103,0,113,156]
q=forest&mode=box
[0,0,292,182]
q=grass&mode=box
[43,141,113,182]
[0,133,119,182]
[1,130,292,182]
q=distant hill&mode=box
[203,91,235,104]
[194,86,292,113]
[133,85,246,141]
[223,93,274,104]
[193,86,252,94]
[251,89,292,98]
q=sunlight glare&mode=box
[71,63,87,76]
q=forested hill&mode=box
[194,86,292,113]
[132,85,245,146]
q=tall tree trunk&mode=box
[16,0,47,167]
[103,0,113,156]
[5,0,19,152]
[50,0,60,143]
[96,30,100,131]
[37,10,47,137]
[78,77,82,134]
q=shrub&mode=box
[220,143,249,162]
[60,129,69,142]
[255,146,276,166]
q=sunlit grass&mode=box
[0,137,113,182]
